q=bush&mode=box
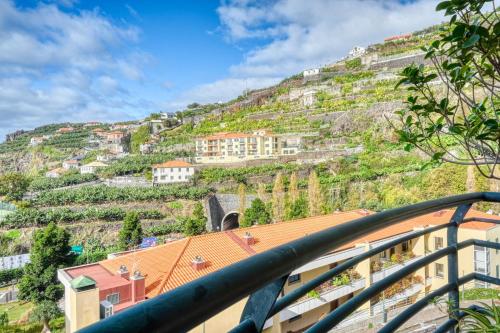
[32,185,211,206]
[29,173,98,192]
[0,268,23,286]
[144,222,184,236]
[2,207,166,228]
[345,57,362,70]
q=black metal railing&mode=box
[78,192,500,333]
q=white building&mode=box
[152,160,195,185]
[63,159,80,170]
[29,136,44,146]
[302,89,318,107]
[349,46,366,58]
[80,161,108,174]
[303,68,320,77]
[45,167,65,178]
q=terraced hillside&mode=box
[0,21,498,260]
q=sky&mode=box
[0,0,446,140]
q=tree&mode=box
[18,222,71,332]
[0,173,30,201]
[130,125,151,154]
[118,212,143,251]
[285,194,308,220]
[289,172,299,203]
[393,1,500,179]
[0,311,8,327]
[272,172,285,222]
[308,170,324,216]
[183,202,206,236]
[238,183,246,220]
[241,198,271,227]
[257,183,267,202]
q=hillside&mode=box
[0,21,497,260]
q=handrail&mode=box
[78,192,500,333]
[434,305,484,333]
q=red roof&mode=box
[152,160,192,168]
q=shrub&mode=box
[29,173,98,192]
[32,185,211,206]
[0,268,23,286]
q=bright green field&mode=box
[0,301,33,323]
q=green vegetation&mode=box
[0,268,23,286]
[118,212,143,251]
[199,163,301,184]
[241,198,271,227]
[18,223,71,331]
[182,202,206,236]
[29,173,98,192]
[345,57,362,70]
[130,125,151,154]
[394,0,500,179]
[32,185,211,206]
[460,288,500,301]
[99,153,191,177]
[2,207,165,228]
[0,302,34,324]
[0,173,30,201]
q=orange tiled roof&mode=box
[203,132,254,140]
[152,160,192,168]
[72,208,498,299]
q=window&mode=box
[288,274,301,285]
[434,237,444,250]
[435,263,444,278]
[496,265,499,279]
[106,293,120,305]
[402,241,409,252]
[496,238,499,254]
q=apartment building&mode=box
[58,208,499,333]
[195,131,301,164]
[152,160,195,185]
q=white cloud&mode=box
[171,0,444,108]
[220,0,444,78]
[0,0,155,140]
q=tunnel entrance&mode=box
[221,212,239,231]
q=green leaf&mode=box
[462,34,480,48]
[436,1,452,11]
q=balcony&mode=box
[79,192,500,333]
[371,253,421,283]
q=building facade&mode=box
[80,161,108,174]
[195,131,301,164]
[152,160,195,184]
[58,209,500,333]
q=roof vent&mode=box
[243,232,255,245]
[117,265,129,280]
[191,256,206,271]
[433,210,446,217]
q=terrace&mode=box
[78,192,500,333]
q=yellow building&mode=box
[58,209,500,333]
[194,131,301,164]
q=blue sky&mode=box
[0,0,446,140]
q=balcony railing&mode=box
[78,192,500,333]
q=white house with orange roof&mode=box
[58,208,500,333]
[152,160,195,185]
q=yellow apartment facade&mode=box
[58,209,500,333]
[194,130,301,164]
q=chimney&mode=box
[358,209,370,216]
[433,210,446,217]
[117,265,129,280]
[191,256,206,271]
[131,270,145,303]
[243,232,255,245]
